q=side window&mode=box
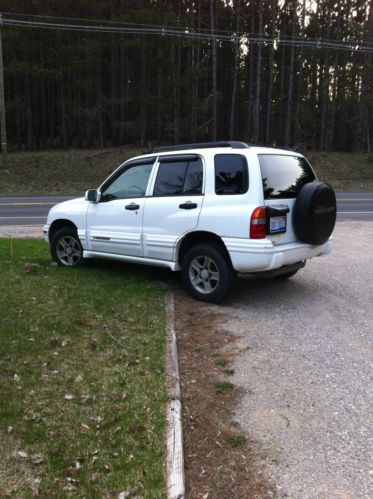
[101,162,153,201]
[153,157,203,197]
[215,154,248,195]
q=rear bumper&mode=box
[223,237,332,273]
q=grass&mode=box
[0,148,142,195]
[215,382,234,392]
[0,148,372,195]
[0,239,167,497]
[307,151,373,191]
[214,357,228,368]
[226,434,247,448]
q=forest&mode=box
[0,0,372,152]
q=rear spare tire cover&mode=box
[293,181,336,245]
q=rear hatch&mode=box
[258,154,316,244]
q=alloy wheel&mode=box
[188,255,220,294]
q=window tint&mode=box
[259,154,316,199]
[101,163,153,201]
[215,154,248,195]
[153,158,203,196]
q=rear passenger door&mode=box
[142,154,204,261]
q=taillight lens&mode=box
[250,207,267,239]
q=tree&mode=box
[0,0,371,151]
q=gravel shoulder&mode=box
[222,222,373,498]
[0,226,43,238]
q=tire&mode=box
[181,243,235,303]
[50,227,84,267]
[293,181,336,245]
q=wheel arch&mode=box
[48,219,78,242]
[176,231,232,267]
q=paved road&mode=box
[0,192,372,225]
[215,222,373,498]
[0,195,75,226]
[335,192,373,221]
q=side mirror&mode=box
[85,189,100,203]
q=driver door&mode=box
[86,158,155,257]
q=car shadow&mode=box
[81,259,324,309]
[85,257,181,287]
[224,273,318,309]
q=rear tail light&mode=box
[250,207,267,239]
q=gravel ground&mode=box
[0,225,43,238]
[218,222,373,498]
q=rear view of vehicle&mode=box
[258,151,336,249]
[180,145,337,302]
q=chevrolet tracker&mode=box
[44,141,337,302]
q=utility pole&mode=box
[0,13,7,167]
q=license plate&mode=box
[269,215,286,234]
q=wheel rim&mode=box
[188,255,220,294]
[56,236,82,266]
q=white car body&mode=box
[44,145,332,274]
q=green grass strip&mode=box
[0,239,167,497]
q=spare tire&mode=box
[293,181,336,245]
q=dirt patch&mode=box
[175,292,276,498]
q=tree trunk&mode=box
[191,0,201,142]
[319,9,331,151]
[246,0,256,140]
[171,43,181,144]
[356,0,373,151]
[156,46,163,145]
[119,41,128,144]
[140,40,148,147]
[229,0,241,140]
[210,0,217,141]
[265,0,276,145]
[285,0,297,147]
[253,0,263,143]
[59,76,67,148]
[329,3,341,151]
[278,3,288,145]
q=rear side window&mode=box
[215,154,248,195]
[259,154,316,199]
[153,156,203,196]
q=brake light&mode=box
[250,207,267,239]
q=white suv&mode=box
[44,141,336,302]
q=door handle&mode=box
[179,202,198,210]
[125,203,140,210]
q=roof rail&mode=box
[246,143,295,152]
[151,141,249,153]
[274,146,295,152]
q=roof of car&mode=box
[125,142,302,164]
[249,146,301,156]
[149,142,301,157]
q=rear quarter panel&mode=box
[197,149,264,238]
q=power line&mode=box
[3,11,372,48]
[2,16,372,53]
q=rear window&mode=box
[259,154,316,199]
